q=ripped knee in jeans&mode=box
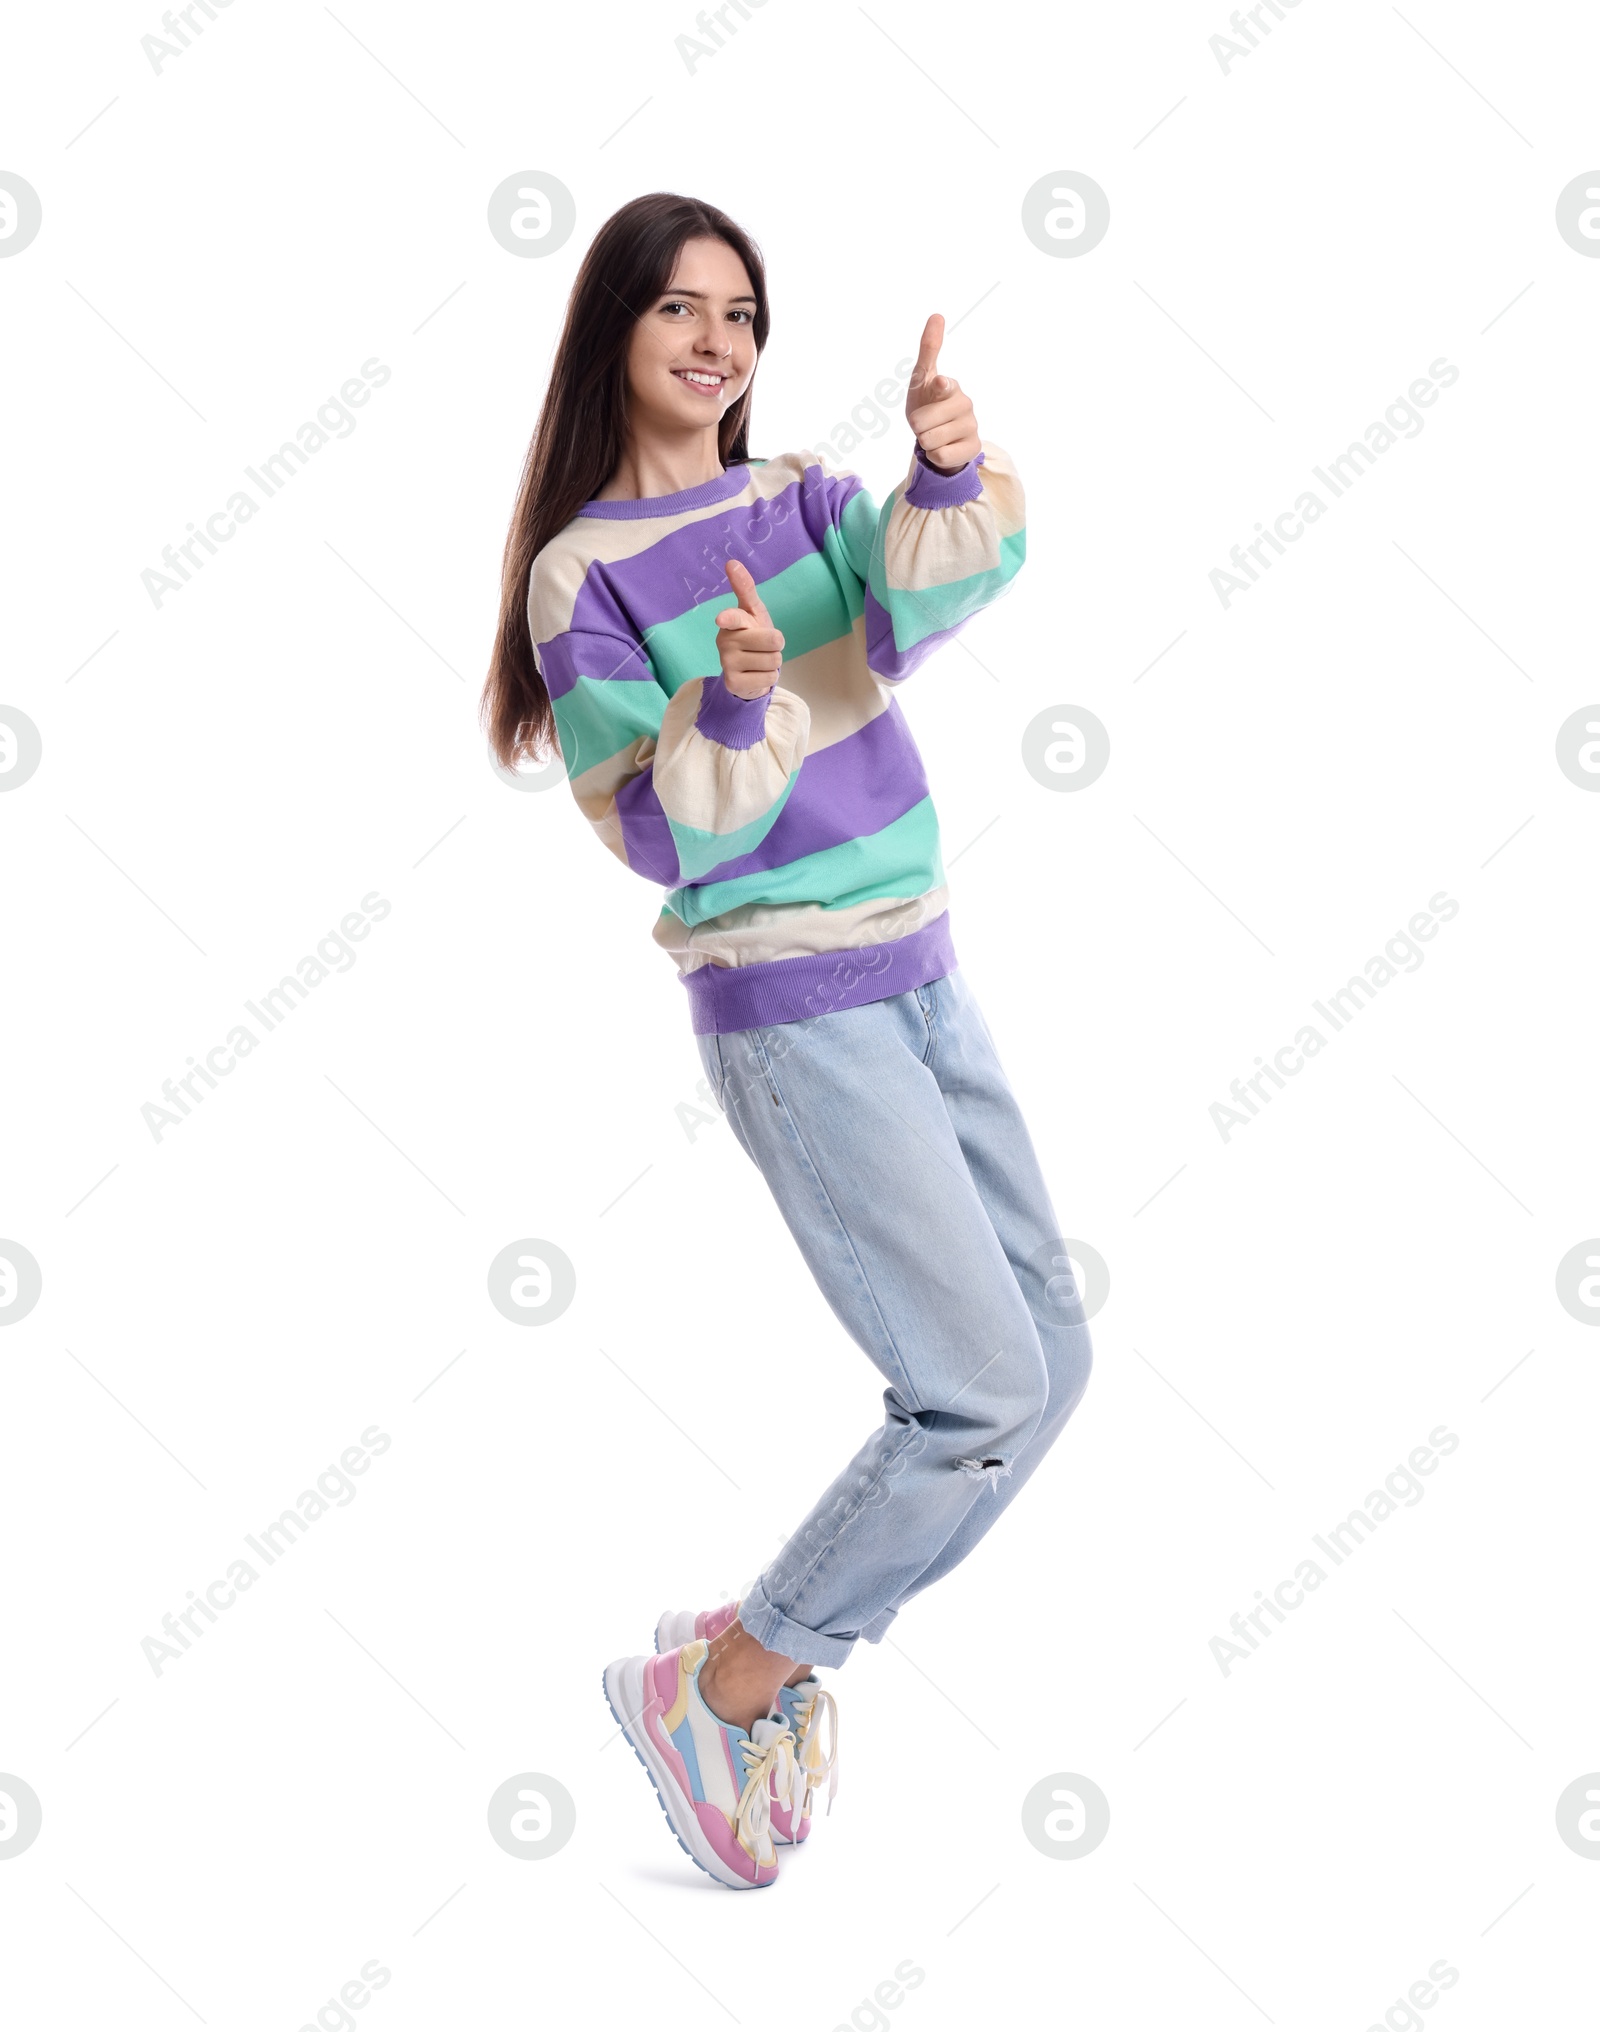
[955,1455,1011,1492]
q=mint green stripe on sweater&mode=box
[642,549,862,688]
[840,491,1026,649]
[551,674,663,781]
[665,795,945,927]
[668,768,803,883]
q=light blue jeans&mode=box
[695,965,1094,1669]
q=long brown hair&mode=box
[481,192,772,772]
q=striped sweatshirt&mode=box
[527,439,1025,1035]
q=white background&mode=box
[2,0,1597,2025]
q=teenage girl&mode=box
[482,191,1094,1890]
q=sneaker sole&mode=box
[600,1654,774,1892]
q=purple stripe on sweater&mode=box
[683,912,957,1036]
[564,465,865,646]
[537,627,655,703]
[862,586,964,686]
[904,445,986,510]
[608,695,929,888]
[613,771,682,885]
[695,675,772,750]
[694,697,929,882]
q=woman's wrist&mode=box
[914,440,975,474]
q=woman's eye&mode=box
[659,301,752,321]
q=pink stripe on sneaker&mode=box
[639,1668,694,1800]
[693,1799,763,1883]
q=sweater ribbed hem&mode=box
[680,911,958,1036]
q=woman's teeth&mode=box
[674,370,724,393]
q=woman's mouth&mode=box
[672,368,727,399]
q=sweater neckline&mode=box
[579,462,756,520]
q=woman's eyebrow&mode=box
[659,288,758,305]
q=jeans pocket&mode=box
[696,1030,728,1109]
[915,981,938,1066]
[720,1026,785,1113]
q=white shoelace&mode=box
[786,1685,840,1820]
[734,1717,798,1867]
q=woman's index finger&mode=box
[912,312,945,389]
[725,556,767,617]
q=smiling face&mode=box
[620,235,760,444]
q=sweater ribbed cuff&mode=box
[906,443,986,509]
[694,674,774,751]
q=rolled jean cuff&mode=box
[739,1578,857,1671]
[859,1603,898,1642]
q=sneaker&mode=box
[654,1604,840,1846]
[602,1638,797,1890]
[772,1676,840,1844]
[654,1601,741,1652]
